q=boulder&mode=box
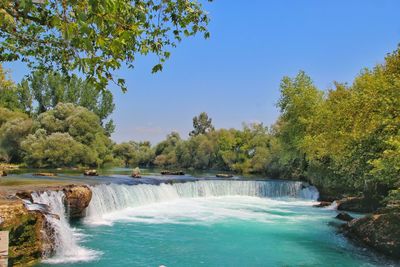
[337,196,380,213]
[131,167,141,178]
[343,207,400,259]
[63,185,92,219]
[0,170,7,176]
[83,169,98,176]
[316,186,344,202]
[335,212,354,222]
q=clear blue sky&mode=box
[4,0,400,144]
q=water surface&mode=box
[30,179,397,267]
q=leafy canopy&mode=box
[21,103,114,167]
[190,111,214,136]
[0,0,211,91]
[18,69,115,134]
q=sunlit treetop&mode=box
[0,0,211,91]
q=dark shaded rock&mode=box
[313,185,341,202]
[63,185,92,219]
[313,201,332,208]
[16,191,34,202]
[336,212,354,222]
[83,169,98,176]
[216,174,233,178]
[337,196,380,213]
[343,207,400,259]
[161,170,185,175]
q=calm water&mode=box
[32,179,395,267]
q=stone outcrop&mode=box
[83,169,98,176]
[63,185,92,219]
[317,187,342,202]
[131,167,141,178]
[343,207,400,259]
[0,200,55,266]
[16,191,34,202]
[337,196,381,213]
[0,184,93,265]
[335,212,354,222]
[0,183,94,266]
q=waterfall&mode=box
[26,180,318,263]
[86,180,319,221]
[31,191,99,264]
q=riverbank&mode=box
[341,206,400,259]
[313,196,400,260]
[0,181,93,266]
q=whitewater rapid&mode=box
[28,179,319,264]
[31,191,100,264]
[85,180,319,225]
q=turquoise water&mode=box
[35,188,393,267]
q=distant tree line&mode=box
[114,115,280,175]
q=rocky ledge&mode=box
[337,196,381,213]
[0,199,54,266]
[342,206,400,259]
[314,193,399,260]
[0,185,93,266]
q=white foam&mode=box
[28,180,321,264]
[85,195,321,226]
[324,200,339,210]
[85,180,319,225]
[31,191,101,264]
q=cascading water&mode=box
[31,191,100,263]
[85,180,319,223]
[29,180,387,267]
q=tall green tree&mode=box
[0,107,32,162]
[276,71,323,179]
[190,112,214,136]
[22,130,88,167]
[21,103,113,167]
[0,0,211,91]
[271,48,400,203]
[154,132,181,167]
[17,70,115,134]
[0,64,25,111]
